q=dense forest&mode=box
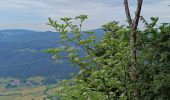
[46,0,170,99]
[0,30,78,79]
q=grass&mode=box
[21,86,46,96]
[27,76,45,83]
[0,96,17,100]
[48,87,60,95]
[0,85,60,100]
[0,85,4,92]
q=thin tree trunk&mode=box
[130,30,137,81]
[124,0,143,81]
[124,0,143,99]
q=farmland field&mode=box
[0,85,60,100]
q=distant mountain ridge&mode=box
[0,29,103,79]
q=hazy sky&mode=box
[0,0,170,31]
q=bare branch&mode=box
[134,0,143,30]
[124,0,133,28]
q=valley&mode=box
[0,77,60,100]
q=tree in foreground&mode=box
[46,15,170,99]
[46,0,170,99]
[124,0,143,98]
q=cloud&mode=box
[0,0,169,31]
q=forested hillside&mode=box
[0,29,77,79]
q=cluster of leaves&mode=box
[46,15,170,100]
[136,17,170,99]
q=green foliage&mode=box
[136,18,170,99]
[47,15,170,100]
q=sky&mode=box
[0,0,170,31]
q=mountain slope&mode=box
[0,29,103,79]
[0,29,74,79]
